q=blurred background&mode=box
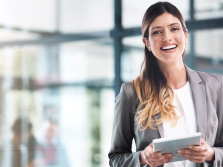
[0,0,222,167]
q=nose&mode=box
[163,31,172,42]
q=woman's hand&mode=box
[177,138,215,163]
[140,143,174,167]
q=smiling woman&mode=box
[145,13,187,64]
[108,2,223,167]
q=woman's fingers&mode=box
[177,138,211,163]
[143,143,175,166]
[145,151,162,158]
[150,158,172,167]
[145,154,174,164]
[178,148,207,157]
[143,151,174,164]
[148,154,173,162]
[188,145,207,152]
[178,151,205,160]
[178,153,206,163]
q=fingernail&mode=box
[172,156,175,159]
[178,150,181,153]
[168,154,172,157]
[189,146,192,149]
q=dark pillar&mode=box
[114,0,123,97]
[187,0,196,69]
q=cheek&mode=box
[150,38,160,49]
[175,33,186,44]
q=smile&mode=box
[160,45,177,50]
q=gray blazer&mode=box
[108,66,223,167]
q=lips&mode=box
[160,45,177,50]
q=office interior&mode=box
[0,0,222,167]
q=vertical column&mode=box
[187,0,196,69]
[190,0,194,21]
[188,31,195,69]
[114,0,123,97]
[114,37,122,97]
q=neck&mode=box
[157,61,187,89]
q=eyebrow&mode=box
[151,23,180,30]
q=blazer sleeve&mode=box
[108,83,141,167]
[213,76,223,167]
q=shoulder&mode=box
[186,65,222,87]
[196,70,222,84]
[195,70,222,88]
[121,82,137,100]
[193,70,223,103]
[116,82,139,113]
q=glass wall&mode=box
[0,0,114,33]
[194,29,223,74]
[195,0,223,20]
[122,0,190,28]
[60,0,114,32]
[0,40,114,167]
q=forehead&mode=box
[149,13,181,29]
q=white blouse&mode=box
[163,81,197,167]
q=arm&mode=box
[108,83,142,167]
[212,76,223,166]
[108,83,172,167]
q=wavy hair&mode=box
[132,2,187,130]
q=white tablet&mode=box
[153,132,201,163]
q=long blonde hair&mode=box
[133,2,186,130]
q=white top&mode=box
[163,81,197,167]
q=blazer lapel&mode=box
[153,113,164,138]
[185,66,207,140]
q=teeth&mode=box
[161,45,177,50]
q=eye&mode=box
[152,30,161,35]
[171,27,179,31]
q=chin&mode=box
[159,56,182,65]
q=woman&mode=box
[108,2,223,167]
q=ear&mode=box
[184,29,188,44]
[142,37,150,49]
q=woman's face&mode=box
[143,13,188,65]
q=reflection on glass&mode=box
[0,40,114,167]
[38,119,70,167]
[9,117,39,167]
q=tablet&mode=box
[153,132,201,163]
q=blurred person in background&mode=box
[11,117,40,167]
[109,1,223,167]
[39,118,70,167]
